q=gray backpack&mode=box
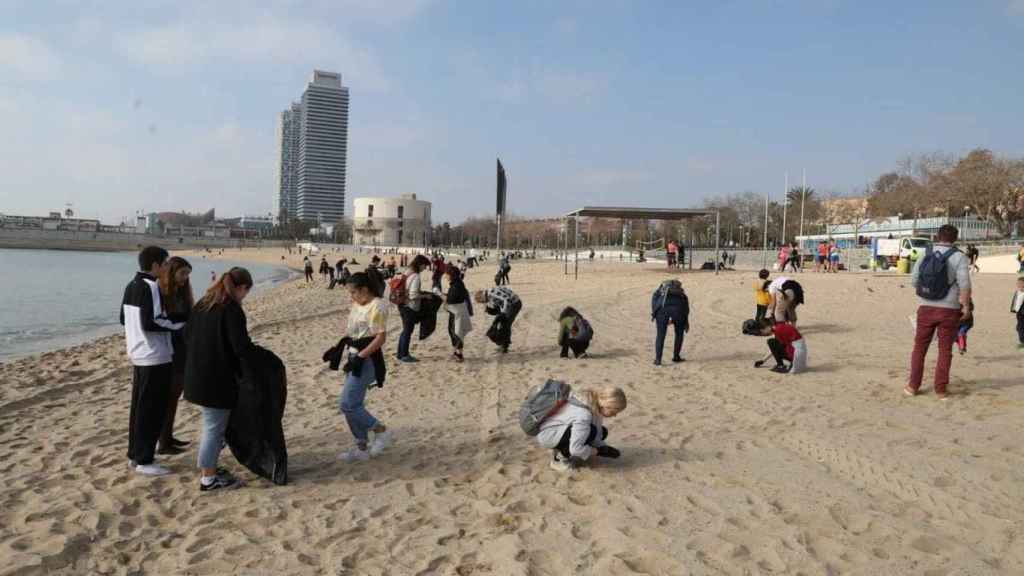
[519,380,583,436]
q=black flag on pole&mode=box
[496,158,507,216]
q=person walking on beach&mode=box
[651,279,689,366]
[184,267,256,491]
[497,254,511,286]
[395,255,429,363]
[338,269,393,462]
[304,257,314,283]
[534,385,627,472]
[431,255,447,293]
[905,225,971,400]
[966,244,980,274]
[120,246,185,477]
[445,267,473,363]
[157,256,194,455]
[787,243,802,273]
[829,243,841,272]
[816,241,827,272]
[475,286,522,353]
[1011,276,1024,348]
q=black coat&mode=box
[184,300,256,409]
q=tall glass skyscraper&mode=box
[275,70,349,225]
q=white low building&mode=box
[352,194,432,246]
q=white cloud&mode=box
[0,34,63,81]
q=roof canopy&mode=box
[564,206,717,220]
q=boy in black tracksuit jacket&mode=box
[120,247,184,476]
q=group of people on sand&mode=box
[119,225,1018,490]
[121,246,258,490]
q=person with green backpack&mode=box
[651,279,689,366]
[905,225,971,400]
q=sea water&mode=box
[0,249,290,362]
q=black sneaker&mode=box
[200,474,240,492]
[671,356,685,363]
[770,365,790,374]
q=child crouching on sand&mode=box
[558,306,593,358]
[755,322,807,374]
[536,387,627,472]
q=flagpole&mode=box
[799,167,807,242]
[781,171,789,245]
[762,188,770,268]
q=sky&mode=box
[1,0,1023,225]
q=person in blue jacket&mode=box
[651,279,690,366]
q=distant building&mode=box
[221,215,274,231]
[274,102,302,223]
[797,215,1002,250]
[352,194,432,246]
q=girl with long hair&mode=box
[184,267,256,492]
[158,256,194,454]
[338,268,393,462]
[535,386,627,472]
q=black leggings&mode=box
[555,424,608,459]
[560,338,590,357]
[767,338,788,367]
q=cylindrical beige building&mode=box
[352,194,432,246]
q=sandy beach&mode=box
[1,248,1023,575]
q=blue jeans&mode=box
[340,354,379,442]
[197,407,231,470]
[654,309,685,363]
[397,306,417,358]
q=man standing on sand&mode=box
[120,246,185,476]
[905,225,971,400]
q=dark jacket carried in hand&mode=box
[225,345,288,485]
[322,336,387,388]
[417,293,444,340]
[184,299,256,409]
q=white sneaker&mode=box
[339,447,370,462]
[128,459,136,470]
[549,455,571,472]
[134,463,171,477]
[369,430,394,456]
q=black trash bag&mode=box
[417,293,444,340]
[225,345,288,485]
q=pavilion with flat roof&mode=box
[562,206,721,278]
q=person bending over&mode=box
[558,306,593,358]
[651,279,689,366]
[536,386,627,472]
[754,322,807,374]
[475,286,522,353]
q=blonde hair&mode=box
[577,386,627,416]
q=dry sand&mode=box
[2,249,1023,575]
